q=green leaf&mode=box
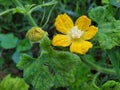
[0,33,18,49]
[89,6,115,24]
[110,0,120,7]
[18,54,54,90]
[89,6,107,24]
[12,51,21,63]
[94,20,120,50]
[69,62,99,90]
[0,74,29,90]
[107,48,120,79]
[17,39,31,52]
[69,63,90,90]
[89,6,120,50]
[102,80,120,90]
[96,32,117,50]
[17,36,80,90]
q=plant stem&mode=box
[25,13,37,26]
[92,72,100,89]
[80,56,116,75]
[12,0,37,26]
[0,9,14,16]
[40,7,46,26]
[29,1,57,13]
[41,4,56,28]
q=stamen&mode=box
[70,26,84,39]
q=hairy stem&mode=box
[80,56,116,75]
[92,72,100,89]
[29,1,57,13]
[25,13,37,26]
[0,9,14,16]
[42,4,56,28]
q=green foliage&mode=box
[96,21,120,50]
[13,6,26,14]
[69,63,97,90]
[110,0,120,7]
[17,39,31,52]
[13,4,35,14]
[17,35,80,90]
[89,6,120,50]
[0,33,18,49]
[89,6,107,24]
[0,0,12,8]
[102,80,120,90]
[107,48,120,79]
[0,0,120,90]
[0,74,29,90]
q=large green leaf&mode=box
[0,74,29,90]
[17,36,80,90]
[17,54,54,90]
[0,33,18,49]
[89,6,120,50]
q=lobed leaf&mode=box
[89,6,120,50]
[0,74,29,90]
[17,36,80,90]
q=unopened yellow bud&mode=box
[26,27,45,42]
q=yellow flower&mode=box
[52,13,98,54]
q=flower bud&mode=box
[26,27,45,42]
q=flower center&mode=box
[70,26,84,39]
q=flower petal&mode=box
[55,13,74,34]
[52,34,71,47]
[70,41,93,54]
[75,15,91,30]
[83,26,98,40]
